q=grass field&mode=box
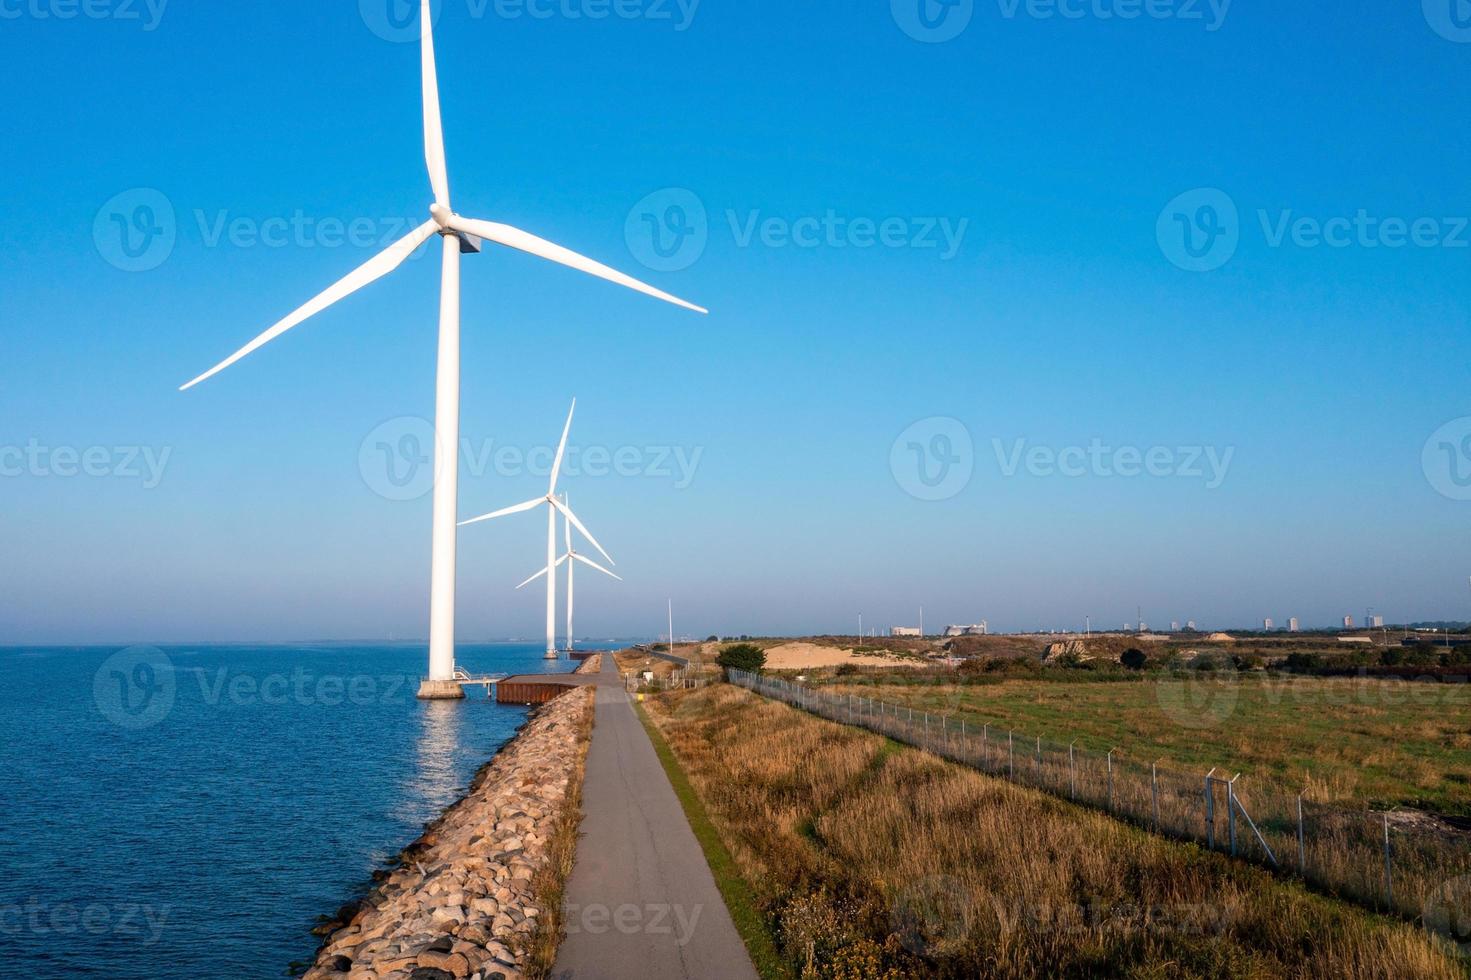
[817,671,1471,816]
[643,683,1466,979]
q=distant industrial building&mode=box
[1186,620,1197,631]
[1289,618,1300,632]
[1264,618,1274,631]
[1171,621,1180,632]
[1366,615,1384,629]
[891,626,922,637]
[1343,615,1354,629]
[944,623,988,637]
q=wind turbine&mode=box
[460,401,614,660]
[177,0,705,698]
[512,494,621,655]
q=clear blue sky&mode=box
[2,0,1469,643]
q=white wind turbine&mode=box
[511,494,621,655]
[460,400,614,660]
[177,0,705,697]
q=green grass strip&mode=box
[634,699,792,980]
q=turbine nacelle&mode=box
[431,203,482,254]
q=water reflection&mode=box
[404,700,464,823]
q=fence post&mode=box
[1034,737,1042,783]
[1296,791,1306,875]
[1227,775,1240,858]
[1008,731,1015,779]
[1107,749,1116,812]
[1069,741,1077,800]
[1382,813,1393,909]
[1151,759,1161,830]
[1204,769,1216,850]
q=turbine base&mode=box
[416,679,467,700]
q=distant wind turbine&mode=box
[513,493,621,654]
[178,0,704,696]
[460,401,615,660]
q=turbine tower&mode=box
[177,0,704,698]
[511,494,621,655]
[460,402,615,660]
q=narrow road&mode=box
[553,655,759,980]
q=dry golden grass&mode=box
[645,684,1467,980]
[522,688,596,980]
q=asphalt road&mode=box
[552,655,759,980]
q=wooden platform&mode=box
[495,672,602,705]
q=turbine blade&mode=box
[421,0,450,207]
[459,496,544,528]
[573,553,622,581]
[549,400,575,492]
[180,220,438,391]
[551,497,614,566]
[448,215,707,314]
[515,566,549,590]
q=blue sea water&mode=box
[0,643,580,979]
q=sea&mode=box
[0,642,594,979]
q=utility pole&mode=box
[668,599,674,656]
[920,606,925,639]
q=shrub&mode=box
[1232,653,1264,672]
[956,658,987,676]
[706,634,719,642]
[1284,652,1322,673]
[835,663,860,677]
[717,643,766,675]
[1120,648,1148,670]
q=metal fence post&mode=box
[1204,769,1216,850]
[1151,759,1161,830]
[1297,791,1306,875]
[1227,775,1240,858]
[1382,813,1393,909]
[1034,737,1042,783]
[1106,749,1116,812]
[1069,741,1077,800]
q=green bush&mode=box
[1120,648,1148,670]
[1284,652,1322,673]
[834,663,860,677]
[717,643,766,675]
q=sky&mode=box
[1,0,1469,643]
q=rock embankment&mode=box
[302,660,597,980]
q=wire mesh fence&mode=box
[725,669,1471,946]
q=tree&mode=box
[1120,648,1148,670]
[717,643,766,675]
